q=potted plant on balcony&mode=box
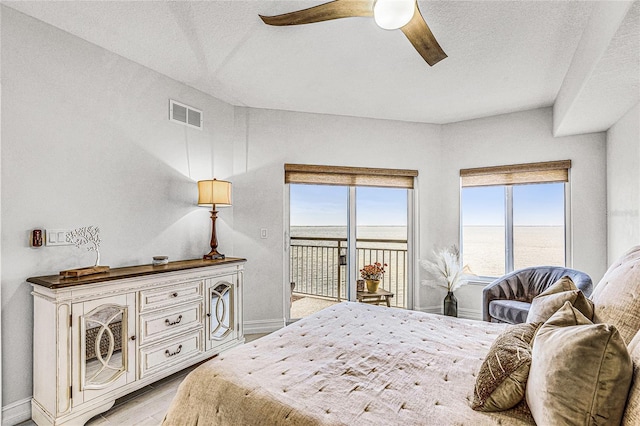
[419,245,475,317]
[360,262,387,293]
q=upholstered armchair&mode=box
[482,266,593,324]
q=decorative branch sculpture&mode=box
[66,226,102,266]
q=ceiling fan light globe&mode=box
[373,0,415,30]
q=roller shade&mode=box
[285,164,418,189]
[460,160,571,187]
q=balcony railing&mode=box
[289,237,408,308]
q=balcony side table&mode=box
[356,289,394,307]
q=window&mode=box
[513,183,565,270]
[460,161,570,278]
[461,186,505,277]
[285,164,416,318]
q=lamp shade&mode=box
[373,0,415,30]
[197,179,232,206]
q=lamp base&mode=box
[203,209,225,260]
[203,251,225,260]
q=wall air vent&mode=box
[169,99,203,130]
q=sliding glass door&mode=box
[356,187,408,308]
[289,185,349,319]
[288,184,411,320]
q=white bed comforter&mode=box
[163,302,536,425]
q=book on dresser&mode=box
[27,257,246,426]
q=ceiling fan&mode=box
[259,0,447,66]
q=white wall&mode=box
[607,102,640,263]
[1,7,236,413]
[437,108,608,316]
[233,108,442,329]
[233,107,609,322]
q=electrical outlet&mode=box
[46,229,73,246]
[260,228,268,239]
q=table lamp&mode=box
[197,179,232,260]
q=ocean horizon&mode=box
[290,225,564,278]
[291,226,407,240]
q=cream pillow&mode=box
[526,276,593,323]
[472,322,541,412]
[591,245,640,344]
[527,302,632,426]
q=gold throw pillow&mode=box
[472,322,541,412]
[527,302,633,426]
[526,276,593,323]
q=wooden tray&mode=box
[60,266,110,278]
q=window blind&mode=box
[460,160,571,187]
[284,164,418,189]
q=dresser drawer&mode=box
[139,302,202,346]
[139,280,203,312]
[139,331,203,379]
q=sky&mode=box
[290,182,564,227]
[290,184,408,226]
[461,183,565,226]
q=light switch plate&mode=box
[46,229,73,246]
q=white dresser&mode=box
[28,258,245,426]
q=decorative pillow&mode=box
[526,302,633,426]
[622,331,640,425]
[544,275,576,292]
[472,322,541,412]
[526,276,593,323]
[591,245,640,344]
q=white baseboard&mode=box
[244,318,285,334]
[3,397,31,426]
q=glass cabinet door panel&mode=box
[81,304,128,390]
[210,282,233,340]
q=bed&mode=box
[162,302,535,425]
[163,246,640,425]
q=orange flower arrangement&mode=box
[360,262,388,280]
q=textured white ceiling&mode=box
[4,1,637,129]
[554,0,639,136]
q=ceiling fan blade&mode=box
[401,4,447,66]
[260,0,374,26]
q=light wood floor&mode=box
[290,295,339,319]
[19,333,270,426]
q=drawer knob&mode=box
[171,292,178,298]
[165,344,183,357]
[165,315,183,326]
[130,336,136,341]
